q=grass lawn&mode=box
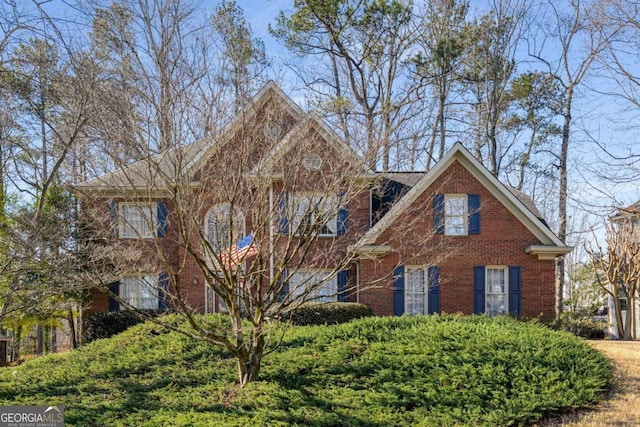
[0,315,612,426]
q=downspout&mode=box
[356,261,360,303]
[269,182,274,284]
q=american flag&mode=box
[220,233,259,269]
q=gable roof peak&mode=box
[355,141,569,250]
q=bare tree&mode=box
[413,0,469,170]
[271,0,431,171]
[529,0,617,315]
[585,218,640,340]
[461,0,527,177]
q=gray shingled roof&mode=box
[75,137,211,191]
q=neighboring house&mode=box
[76,81,572,319]
[608,202,640,339]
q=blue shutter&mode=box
[509,266,521,316]
[428,266,440,314]
[278,192,289,235]
[158,273,169,310]
[337,270,348,302]
[337,193,348,236]
[108,281,120,312]
[393,266,405,316]
[474,266,485,314]
[277,269,289,303]
[433,194,444,234]
[468,194,480,235]
[157,202,168,237]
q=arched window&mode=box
[204,204,245,254]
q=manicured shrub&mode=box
[550,311,606,339]
[83,310,164,343]
[2,314,612,427]
[281,302,373,326]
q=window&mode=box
[434,194,480,235]
[405,267,428,315]
[119,202,157,238]
[205,204,245,253]
[291,194,339,236]
[288,269,337,303]
[444,194,467,236]
[486,266,509,316]
[120,275,158,310]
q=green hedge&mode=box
[3,315,613,426]
[83,310,164,343]
[281,302,373,326]
[549,312,606,339]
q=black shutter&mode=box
[428,266,440,314]
[433,195,444,234]
[337,193,348,236]
[108,281,120,312]
[393,266,405,316]
[509,266,521,316]
[157,202,168,237]
[277,269,289,303]
[468,194,480,234]
[337,270,348,302]
[474,266,485,314]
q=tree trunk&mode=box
[68,308,77,349]
[555,87,572,317]
[36,324,43,356]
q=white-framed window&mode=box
[290,194,339,236]
[486,266,509,316]
[120,275,158,310]
[289,269,337,303]
[204,204,245,253]
[444,194,468,236]
[405,266,428,315]
[119,202,157,238]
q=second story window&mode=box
[119,202,157,239]
[291,194,339,236]
[434,194,480,236]
[444,194,468,236]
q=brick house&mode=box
[76,81,572,319]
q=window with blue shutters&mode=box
[398,266,440,315]
[434,194,481,236]
[474,265,521,316]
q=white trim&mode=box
[525,245,573,260]
[356,142,570,251]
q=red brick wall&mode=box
[358,160,556,318]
